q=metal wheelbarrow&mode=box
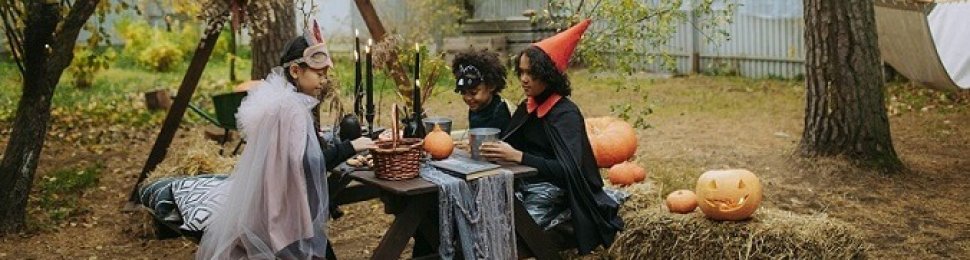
[186,91,247,155]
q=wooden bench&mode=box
[142,164,577,259]
[458,17,558,57]
[441,35,509,64]
[141,170,382,259]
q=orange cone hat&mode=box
[533,19,591,73]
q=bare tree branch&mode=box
[0,2,24,74]
[594,7,679,42]
[49,0,100,74]
[585,0,604,18]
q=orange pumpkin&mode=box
[423,124,454,160]
[585,117,638,168]
[694,169,763,221]
[631,164,647,182]
[607,162,644,186]
[666,190,698,214]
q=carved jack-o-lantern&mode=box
[694,169,762,221]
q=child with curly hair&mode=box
[451,49,512,134]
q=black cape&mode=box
[503,97,623,254]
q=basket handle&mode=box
[390,103,399,149]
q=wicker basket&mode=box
[371,138,424,181]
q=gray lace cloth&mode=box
[419,164,517,260]
[516,182,629,230]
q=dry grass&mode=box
[608,207,867,259]
[144,129,237,184]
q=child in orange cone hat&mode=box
[480,19,625,254]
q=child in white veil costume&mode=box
[196,22,375,259]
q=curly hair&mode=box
[451,49,507,94]
[515,46,571,97]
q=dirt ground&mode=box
[0,74,967,259]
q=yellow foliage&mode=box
[137,41,185,72]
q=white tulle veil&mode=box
[196,67,330,259]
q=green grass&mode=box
[31,163,103,226]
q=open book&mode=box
[429,155,502,180]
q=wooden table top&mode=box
[348,163,537,196]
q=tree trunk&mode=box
[0,0,99,234]
[800,0,903,171]
[229,26,237,82]
[250,1,296,79]
[354,0,412,99]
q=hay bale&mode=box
[145,130,237,184]
[612,182,661,213]
[608,207,868,259]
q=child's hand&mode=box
[454,140,470,152]
[350,137,377,152]
[376,129,403,142]
[480,141,522,163]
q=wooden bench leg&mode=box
[513,198,562,260]
[371,193,434,260]
[230,139,244,155]
[412,212,441,258]
[219,128,229,155]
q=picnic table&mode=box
[344,163,565,260]
[141,162,569,259]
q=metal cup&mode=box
[422,117,452,135]
[468,128,500,161]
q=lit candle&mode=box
[414,78,422,119]
[414,43,420,81]
[365,40,374,137]
[412,43,424,137]
[353,29,362,117]
[413,43,420,108]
